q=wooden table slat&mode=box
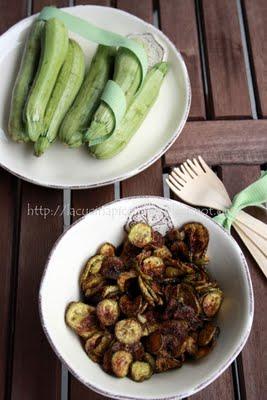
[217,165,267,400]
[201,0,252,119]
[242,0,267,118]
[164,120,267,167]
[159,0,206,120]
[11,183,63,400]
[0,171,19,400]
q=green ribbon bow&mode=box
[213,171,267,231]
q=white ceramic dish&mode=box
[39,196,253,400]
[0,6,191,189]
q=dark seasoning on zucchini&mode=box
[66,221,224,382]
[8,15,168,159]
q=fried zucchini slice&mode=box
[146,332,163,354]
[141,256,165,279]
[155,356,181,372]
[80,255,105,287]
[182,222,209,260]
[101,285,120,299]
[175,283,201,315]
[153,246,172,259]
[85,331,112,362]
[198,323,219,346]
[119,294,145,317]
[111,350,133,378]
[101,256,125,279]
[195,346,211,359]
[131,361,152,382]
[150,231,164,249]
[115,319,142,345]
[99,242,116,257]
[96,299,119,326]
[165,228,183,243]
[117,270,137,292]
[201,289,223,317]
[165,266,184,278]
[65,302,98,338]
[82,273,106,297]
[128,223,153,248]
[143,353,156,371]
[185,336,198,356]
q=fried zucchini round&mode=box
[146,332,163,354]
[153,246,172,259]
[198,323,219,346]
[99,242,116,257]
[96,299,120,326]
[80,255,105,287]
[117,270,137,292]
[155,356,181,372]
[128,223,153,248]
[141,256,165,279]
[65,301,98,338]
[85,331,112,362]
[201,289,223,317]
[182,222,209,260]
[131,361,152,382]
[101,256,125,280]
[115,319,142,345]
[111,350,133,378]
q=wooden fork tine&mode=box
[166,178,182,194]
[180,164,194,179]
[192,158,204,173]
[182,161,195,178]
[171,170,186,186]
[186,159,199,175]
[198,155,209,173]
[173,167,187,182]
[169,173,184,189]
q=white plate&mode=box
[40,197,253,400]
[0,6,191,189]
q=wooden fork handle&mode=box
[235,210,267,240]
[233,222,267,279]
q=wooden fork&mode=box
[166,156,267,277]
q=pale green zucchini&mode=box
[89,62,168,159]
[25,18,68,142]
[8,20,44,143]
[59,45,115,148]
[34,39,85,156]
[84,46,143,145]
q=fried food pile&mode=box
[66,222,223,382]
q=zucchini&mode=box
[90,62,168,159]
[8,20,44,143]
[25,18,68,142]
[59,45,115,148]
[34,39,85,156]
[84,46,143,144]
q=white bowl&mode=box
[0,5,190,189]
[39,197,253,400]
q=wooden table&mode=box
[0,1,266,399]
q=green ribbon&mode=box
[38,6,148,129]
[213,170,267,231]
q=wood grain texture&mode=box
[70,184,115,400]
[33,0,69,13]
[243,0,267,117]
[217,165,267,400]
[75,0,111,5]
[0,171,19,400]
[159,0,206,120]
[0,0,27,34]
[11,183,63,400]
[164,120,267,166]
[201,0,251,118]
